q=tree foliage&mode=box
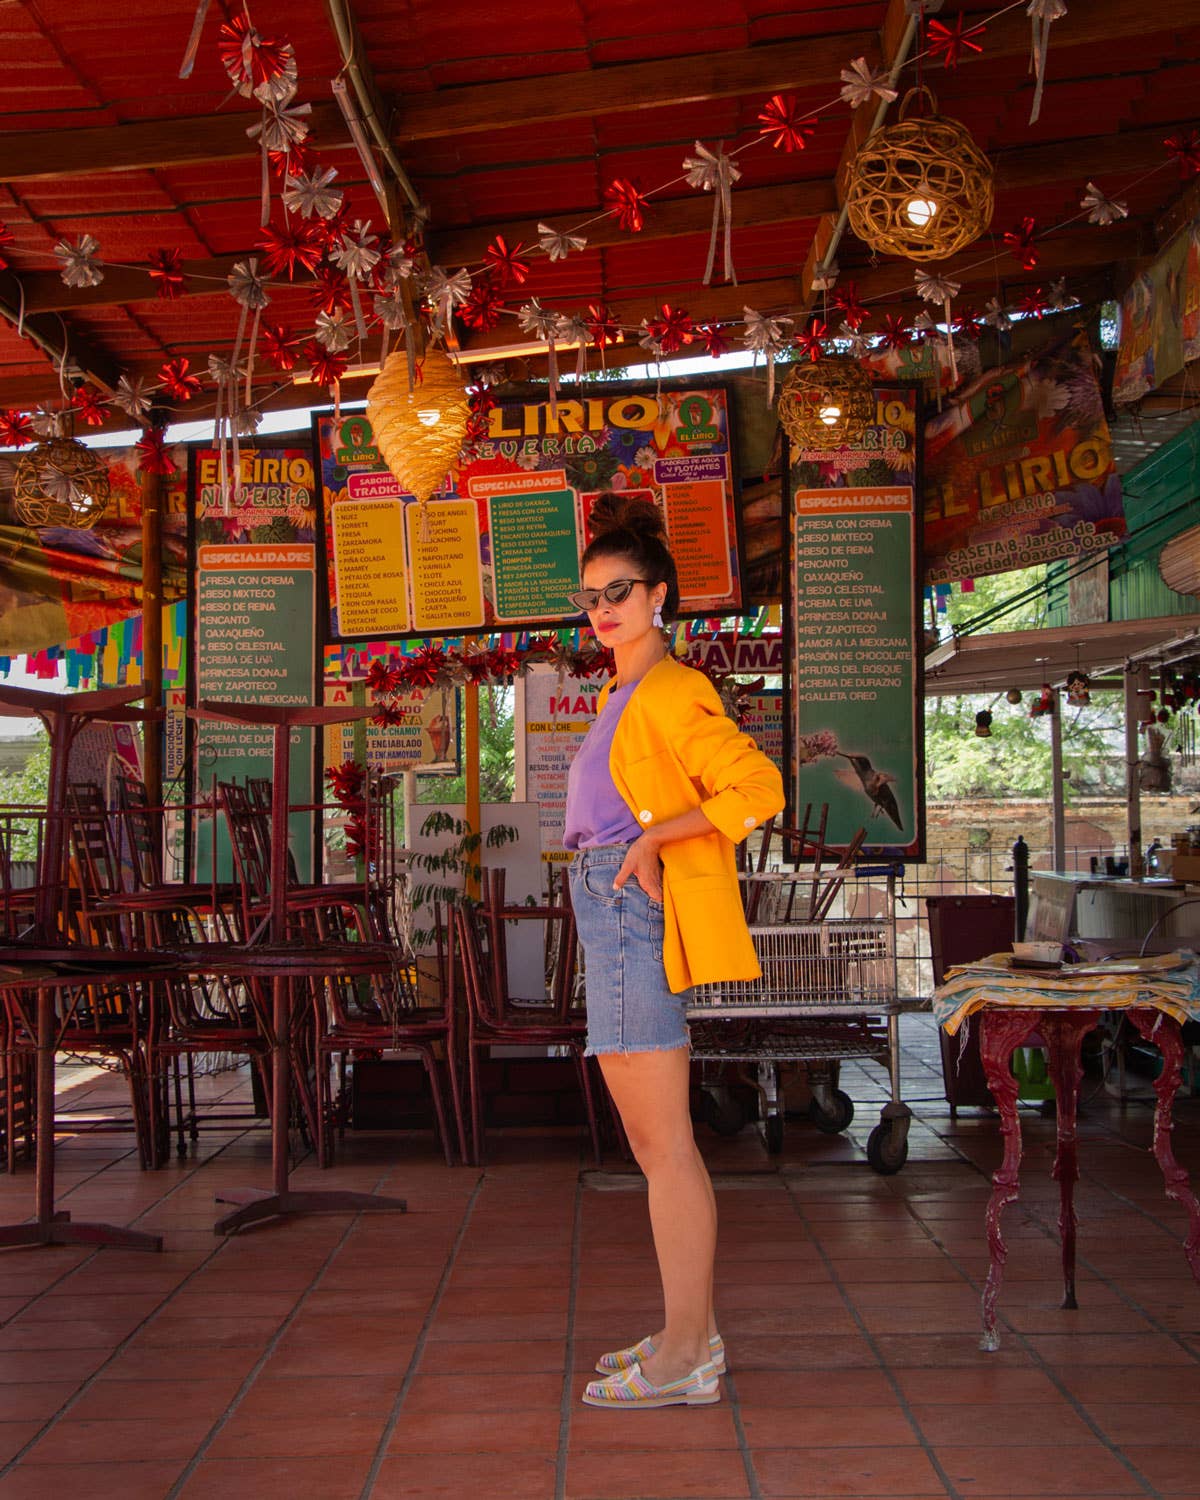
[0,739,50,861]
[417,685,515,805]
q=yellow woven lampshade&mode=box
[13,436,112,530]
[366,351,472,503]
[777,357,874,450]
[845,88,993,262]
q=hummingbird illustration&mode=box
[834,752,904,832]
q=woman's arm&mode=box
[612,809,712,901]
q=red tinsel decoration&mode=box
[218,14,293,96]
[695,324,731,358]
[604,178,648,233]
[0,221,14,272]
[0,409,34,447]
[757,94,816,152]
[303,339,348,389]
[458,651,493,685]
[1017,288,1046,320]
[1003,217,1040,271]
[832,281,867,329]
[135,428,178,476]
[1165,129,1200,179]
[147,247,186,300]
[269,137,315,181]
[324,759,369,860]
[879,315,912,350]
[645,303,694,354]
[312,203,352,253]
[403,645,447,689]
[483,234,531,287]
[372,703,406,728]
[795,317,829,361]
[257,221,324,280]
[71,384,108,427]
[158,357,201,402]
[310,264,351,313]
[926,15,986,67]
[366,659,405,696]
[459,279,506,331]
[953,308,983,340]
[487,648,522,682]
[260,323,298,371]
[585,302,623,348]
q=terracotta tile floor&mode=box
[1,1016,1199,1499]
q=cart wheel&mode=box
[701,1088,750,1137]
[808,1089,854,1134]
[763,1113,785,1154]
[867,1121,908,1175]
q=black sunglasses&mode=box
[566,578,650,612]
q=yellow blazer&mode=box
[599,656,785,993]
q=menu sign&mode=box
[324,681,459,775]
[188,447,318,881]
[316,382,744,641]
[788,389,924,859]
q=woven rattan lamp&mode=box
[777,357,874,450]
[13,435,112,529]
[845,88,993,262]
[366,351,472,503]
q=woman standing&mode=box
[564,494,784,1410]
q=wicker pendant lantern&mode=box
[366,351,472,503]
[845,88,993,262]
[777,357,874,451]
[13,433,112,530]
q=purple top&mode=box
[563,681,643,850]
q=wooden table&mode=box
[935,955,1200,1350]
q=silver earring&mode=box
[652,603,664,628]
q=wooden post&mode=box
[1125,663,1144,879]
[1050,688,1066,873]
[139,466,163,809]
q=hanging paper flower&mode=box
[585,303,622,348]
[518,297,565,341]
[1026,0,1067,124]
[914,270,961,305]
[682,141,741,285]
[604,178,648,233]
[839,57,898,109]
[314,308,354,352]
[795,317,829,361]
[638,323,665,361]
[54,233,103,288]
[310,264,351,313]
[158,357,202,402]
[879,315,912,350]
[71,384,108,427]
[459,279,506,331]
[366,660,405,696]
[218,14,297,102]
[537,222,587,261]
[483,234,531,287]
[1017,288,1047,320]
[227,259,270,311]
[236,406,263,437]
[332,221,381,283]
[487,648,522,683]
[953,309,983,340]
[269,137,316,182]
[757,94,817,152]
[135,428,178,476]
[257,221,323,280]
[1165,129,1200,179]
[379,241,417,285]
[259,323,297,370]
[424,266,473,325]
[283,166,343,221]
[910,311,937,342]
[837,321,872,358]
[983,296,1013,332]
[372,291,408,335]
[147,247,186,299]
[696,324,731,358]
[303,339,348,389]
[832,281,867,329]
[311,202,352,254]
[1003,217,1040,270]
[247,98,312,156]
[110,374,152,424]
[405,646,449,690]
[927,15,986,66]
[0,410,34,447]
[1080,180,1128,226]
[741,306,793,403]
[0,221,14,272]
[644,303,694,354]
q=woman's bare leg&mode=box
[598,1046,718,1383]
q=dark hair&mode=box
[580,493,680,620]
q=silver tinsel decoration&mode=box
[54,234,104,289]
[839,57,899,109]
[283,167,343,220]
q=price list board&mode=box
[788,390,924,859]
[522,670,598,862]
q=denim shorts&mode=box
[568,845,691,1057]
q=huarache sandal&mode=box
[595,1332,726,1376]
[582,1358,721,1409]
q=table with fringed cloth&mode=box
[931,951,1200,1350]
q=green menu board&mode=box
[486,487,579,622]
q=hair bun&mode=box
[588,492,665,544]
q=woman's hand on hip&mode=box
[613,834,664,903]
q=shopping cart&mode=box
[687,869,917,1173]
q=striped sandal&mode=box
[582,1359,721,1410]
[595,1332,726,1377]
